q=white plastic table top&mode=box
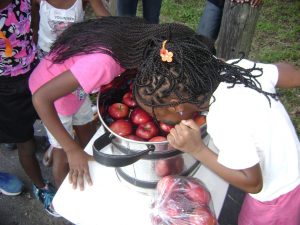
[53,126,228,225]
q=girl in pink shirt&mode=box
[29,16,199,191]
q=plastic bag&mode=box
[150,175,217,225]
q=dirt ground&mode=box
[0,122,73,225]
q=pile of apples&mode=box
[106,87,173,142]
[151,176,217,225]
[101,78,206,178]
[105,84,206,142]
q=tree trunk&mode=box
[216,0,261,60]
[103,0,117,15]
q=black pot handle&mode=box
[93,131,155,167]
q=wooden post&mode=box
[103,0,117,15]
[216,0,261,60]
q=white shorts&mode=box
[45,97,94,149]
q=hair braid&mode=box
[134,35,278,109]
[50,16,198,68]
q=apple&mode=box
[130,107,152,125]
[109,120,132,137]
[189,207,216,225]
[150,215,163,225]
[186,179,211,205]
[122,92,137,108]
[194,115,206,127]
[162,192,194,218]
[156,175,177,194]
[100,82,114,93]
[125,134,145,141]
[159,122,174,134]
[155,156,184,177]
[149,136,167,142]
[135,121,159,140]
[108,103,129,119]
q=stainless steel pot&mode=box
[92,72,208,191]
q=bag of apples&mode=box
[150,175,217,225]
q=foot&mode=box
[32,182,61,217]
[0,172,23,196]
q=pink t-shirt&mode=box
[29,53,125,115]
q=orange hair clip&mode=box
[160,40,173,63]
[0,31,13,57]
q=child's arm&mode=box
[31,0,40,44]
[275,63,300,88]
[87,0,111,17]
[32,70,93,191]
[167,120,263,194]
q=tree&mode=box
[216,0,261,60]
[102,0,117,15]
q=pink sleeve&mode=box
[70,53,125,93]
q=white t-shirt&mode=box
[206,59,300,202]
[38,0,85,52]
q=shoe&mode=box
[42,145,53,167]
[1,143,17,151]
[0,172,23,196]
[32,182,61,217]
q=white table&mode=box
[53,127,228,225]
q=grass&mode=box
[159,0,300,136]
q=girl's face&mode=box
[135,94,208,126]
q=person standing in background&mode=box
[32,0,111,59]
[0,0,59,217]
[117,0,162,23]
[196,0,262,41]
[31,0,110,167]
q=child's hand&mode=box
[167,120,206,156]
[67,148,94,191]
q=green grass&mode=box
[159,0,300,136]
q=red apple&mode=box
[109,120,132,137]
[150,215,163,225]
[108,103,129,119]
[186,179,211,205]
[159,122,174,134]
[155,156,184,177]
[149,136,167,142]
[125,134,145,141]
[156,176,176,194]
[130,107,152,125]
[189,207,216,225]
[100,82,114,93]
[122,92,137,108]
[135,121,159,140]
[194,115,206,127]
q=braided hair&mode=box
[134,35,279,109]
[50,16,206,68]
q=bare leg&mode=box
[73,121,96,148]
[52,148,69,188]
[17,138,45,188]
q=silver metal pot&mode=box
[92,72,208,191]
